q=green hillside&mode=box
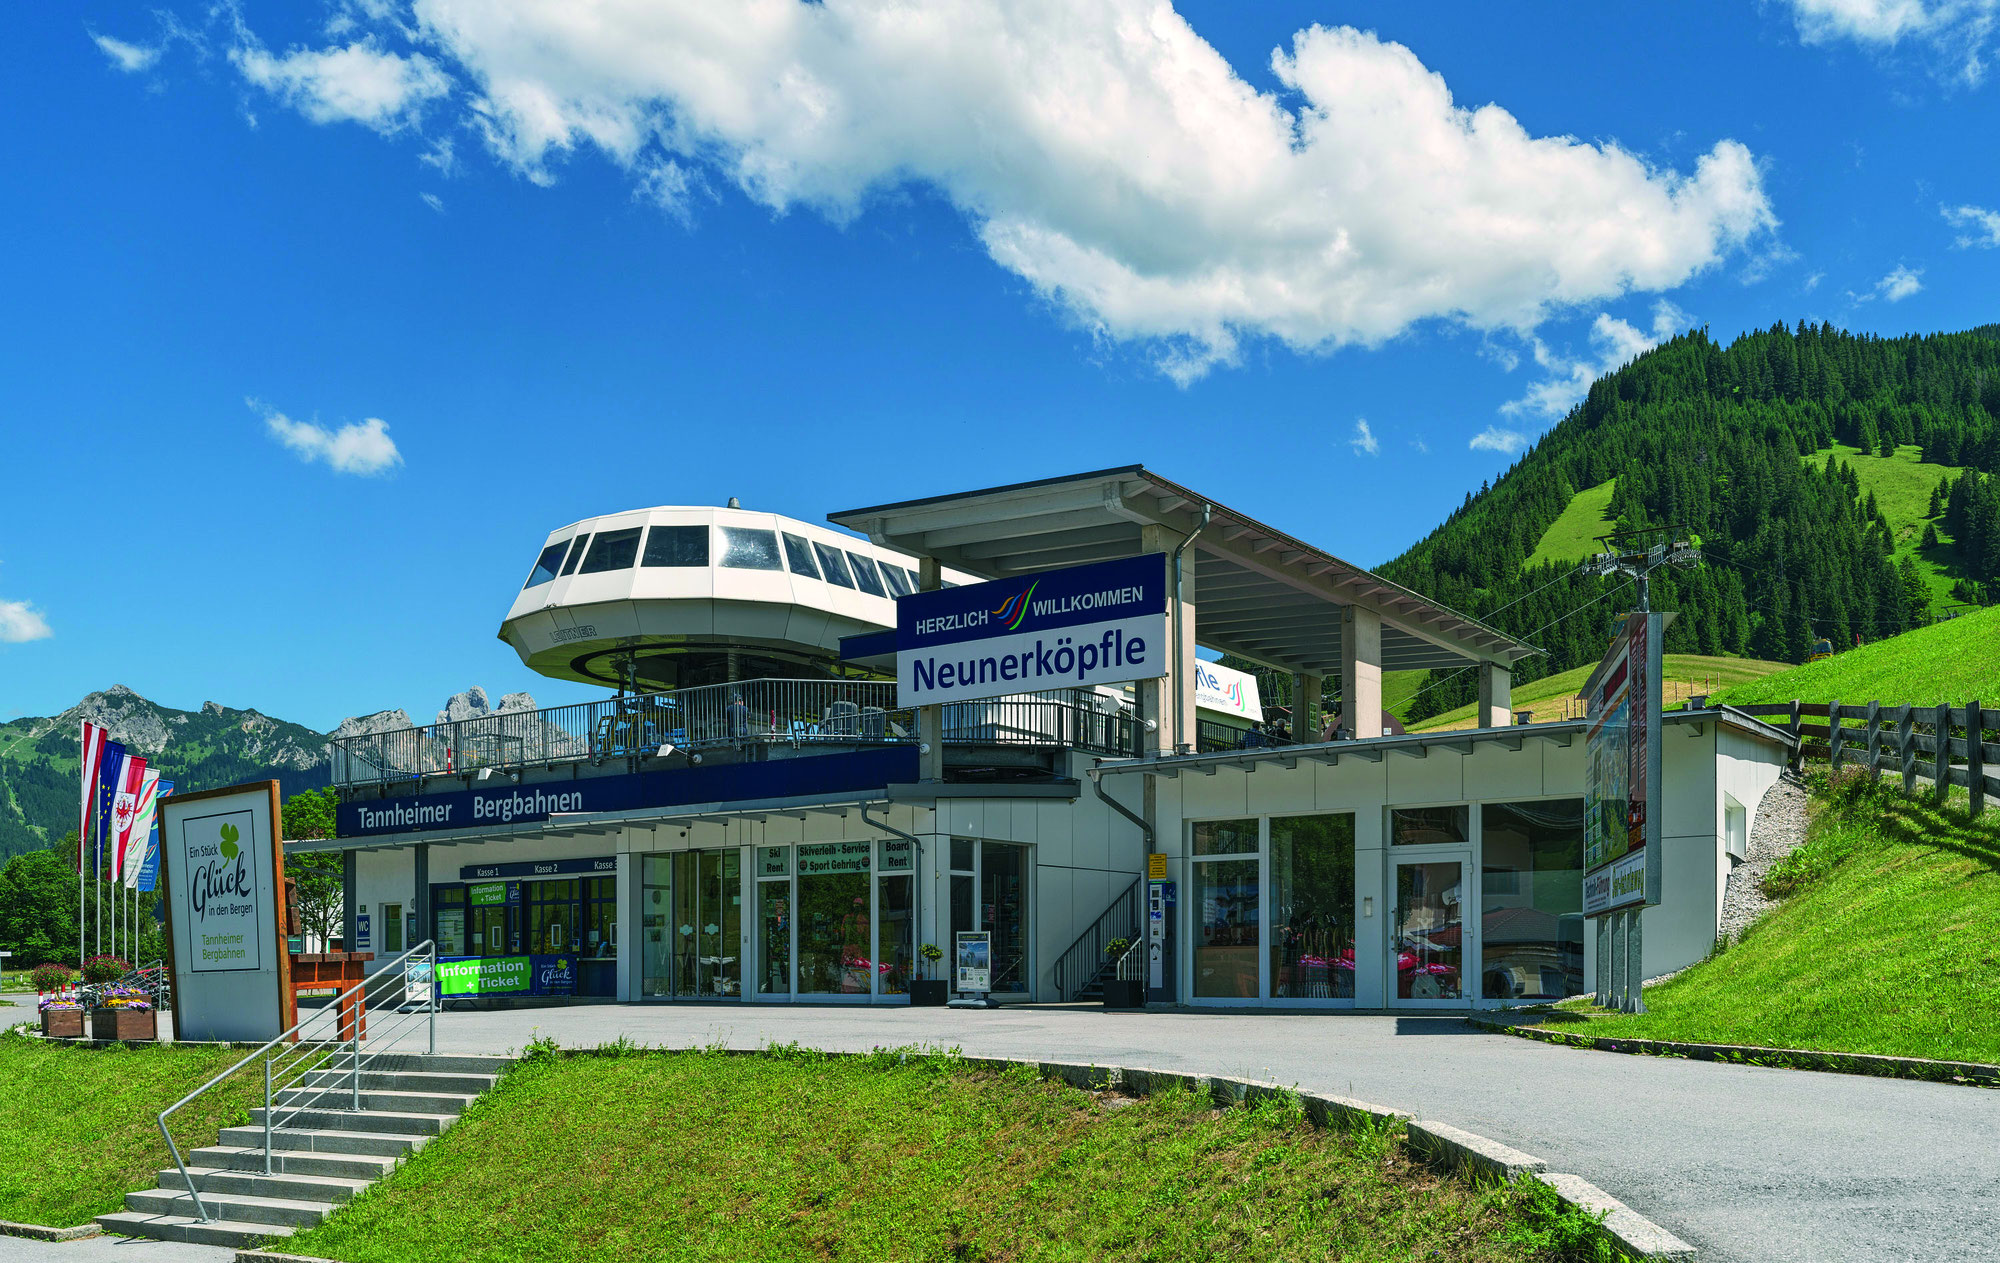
[1711,603,2000,706]
[1538,773,2000,1063]
[1383,321,2000,726]
[1412,654,1790,731]
[1523,478,1617,569]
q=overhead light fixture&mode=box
[656,743,676,758]
[476,768,494,781]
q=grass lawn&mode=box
[1524,479,1617,570]
[1413,654,1789,731]
[1710,604,2000,707]
[290,1048,1608,1263]
[1807,443,1967,606]
[1535,773,2000,1063]
[0,1034,265,1227]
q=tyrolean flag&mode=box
[108,754,148,883]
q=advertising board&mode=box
[159,781,293,1042]
[896,554,1167,707]
[436,954,577,997]
[1580,612,1664,916]
[954,931,992,993]
[1193,658,1261,722]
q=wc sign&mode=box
[896,554,1167,706]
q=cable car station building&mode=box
[313,468,1791,1008]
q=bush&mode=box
[29,963,74,993]
[79,956,129,985]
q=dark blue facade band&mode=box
[336,746,920,839]
[896,554,1165,652]
[459,855,619,881]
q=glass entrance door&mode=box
[671,850,742,998]
[1390,856,1469,1005]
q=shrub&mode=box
[29,963,75,993]
[1104,937,1131,959]
[79,956,129,985]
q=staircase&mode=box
[98,1053,511,1248]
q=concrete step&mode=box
[295,1067,501,1095]
[250,1106,458,1136]
[272,1086,478,1116]
[188,1143,398,1181]
[123,1187,333,1229]
[95,1210,293,1249]
[158,1165,371,1205]
[218,1124,427,1158]
[362,1053,515,1075]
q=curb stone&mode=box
[1472,1015,2000,1087]
[0,1219,101,1241]
[241,1042,1697,1262]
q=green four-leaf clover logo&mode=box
[219,823,240,861]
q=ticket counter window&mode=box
[527,879,579,955]
[467,883,511,957]
[582,877,617,959]
[434,887,467,956]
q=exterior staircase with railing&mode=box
[97,941,515,1249]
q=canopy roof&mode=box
[832,466,1536,677]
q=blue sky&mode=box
[4,0,1999,732]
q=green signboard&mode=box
[469,882,508,907]
[437,956,531,996]
[798,840,872,877]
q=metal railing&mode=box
[332,679,1138,786]
[1114,937,1147,984]
[157,940,438,1223]
[1050,877,1144,1002]
[82,958,170,1010]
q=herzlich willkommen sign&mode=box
[896,554,1167,707]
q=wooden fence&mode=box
[1729,700,1996,817]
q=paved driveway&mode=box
[420,1002,1998,1263]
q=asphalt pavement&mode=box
[419,1001,2000,1263]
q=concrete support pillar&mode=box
[1340,606,1382,739]
[917,558,945,782]
[341,849,357,951]
[1477,663,1513,729]
[413,843,430,951]
[1293,674,1322,743]
[1139,525,1198,753]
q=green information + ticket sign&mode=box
[437,956,532,996]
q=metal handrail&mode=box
[156,940,437,1223]
[1050,878,1144,1002]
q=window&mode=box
[383,901,405,954]
[642,525,709,568]
[523,540,570,589]
[720,526,783,570]
[433,886,466,956]
[813,541,855,588]
[1269,813,1356,1000]
[1391,805,1469,846]
[1192,818,1257,856]
[579,527,642,574]
[881,563,912,598]
[781,532,821,578]
[559,535,592,577]
[1479,799,1585,1001]
[1192,858,1258,998]
[847,552,887,597]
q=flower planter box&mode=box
[910,979,949,1007]
[40,1008,85,1039]
[90,1007,157,1042]
[1101,979,1145,1010]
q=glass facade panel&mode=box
[781,532,820,578]
[559,535,591,576]
[757,880,791,996]
[881,563,912,598]
[581,876,617,960]
[642,525,709,568]
[812,541,854,588]
[1391,805,1469,846]
[579,527,642,574]
[982,843,1028,994]
[383,902,404,954]
[950,838,975,872]
[524,540,570,589]
[877,875,914,994]
[847,552,887,596]
[797,871,871,994]
[1191,860,1259,998]
[1269,813,1356,1000]
[1192,818,1257,856]
[719,527,782,570]
[433,887,466,956]
[526,878,578,954]
[641,855,673,997]
[1394,860,1465,1000]
[1479,800,1586,1000]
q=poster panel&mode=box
[954,931,992,993]
[160,781,291,1042]
[1580,612,1664,916]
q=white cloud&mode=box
[1943,202,2000,247]
[0,598,52,643]
[1469,427,1528,455]
[231,39,451,133]
[311,1,1773,383]
[256,402,404,475]
[1500,300,1689,420]
[1410,437,1429,454]
[1349,418,1379,456]
[1784,0,1999,82]
[1803,270,1825,291]
[93,33,163,74]
[420,191,446,213]
[1876,264,1924,300]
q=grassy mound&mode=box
[1541,772,2000,1063]
[1710,604,2000,707]
[290,1047,1609,1263]
[0,1035,262,1226]
[1413,654,1788,731]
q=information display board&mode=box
[954,931,992,993]
[159,781,293,1042]
[1580,612,1665,916]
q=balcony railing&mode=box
[330,677,1139,787]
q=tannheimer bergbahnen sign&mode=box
[895,554,1167,707]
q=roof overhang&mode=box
[831,467,1536,677]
